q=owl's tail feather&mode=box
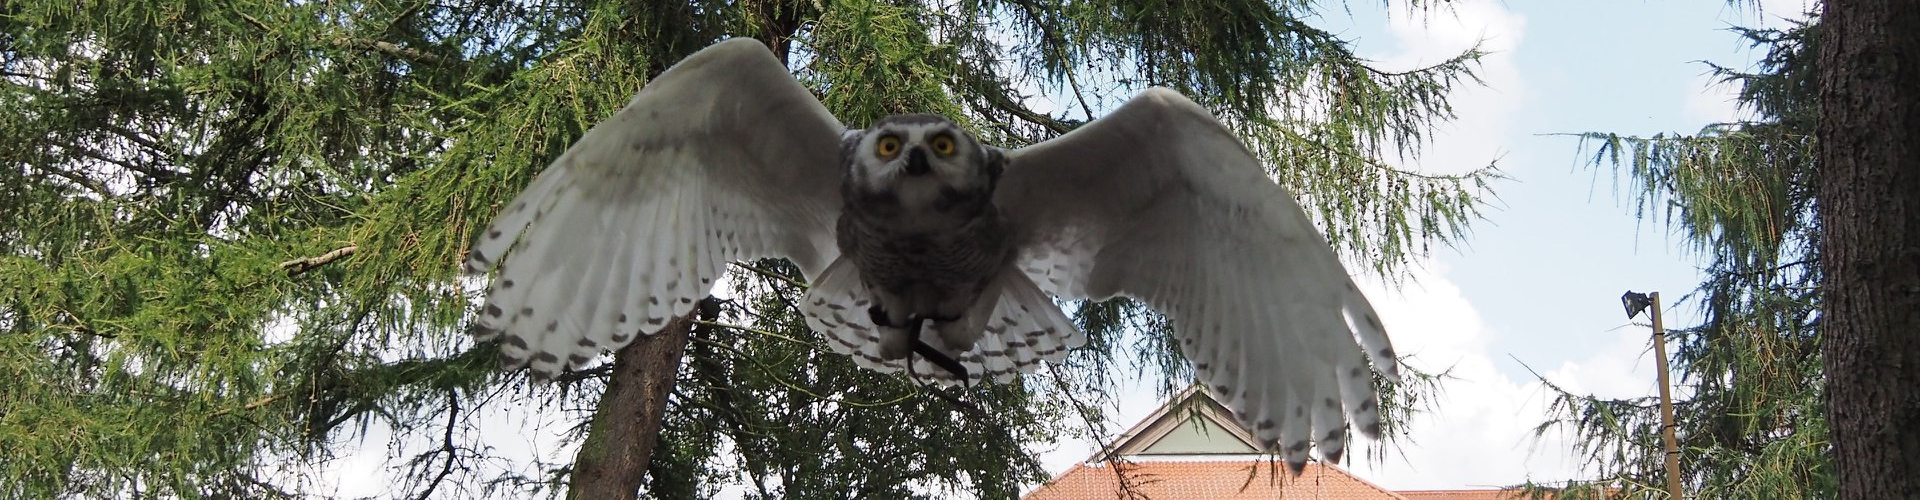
[805,258,911,371]
[923,266,1086,385]
[803,260,1087,386]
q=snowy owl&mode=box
[463,38,1401,471]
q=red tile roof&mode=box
[1399,489,1618,500]
[1023,460,1409,500]
[1397,490,1526,500]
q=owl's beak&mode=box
[904,148,931,176]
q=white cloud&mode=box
[1372,0,1529,177]
[1342,261,1659,489]
[1385,0,1527,57]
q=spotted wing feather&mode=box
[998,88,1401,472]
[465,38,845,380]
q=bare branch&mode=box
[1277,126,1499,181]
[409,389,460,500]
[31,167,112,197]
[330,38,446,65]
[553,365,613,384]
[279,245,358,276]
[981,89,1075,135]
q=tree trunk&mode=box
[563,31,803,500]
[1818,0,1920,497]
[566,316,693,500]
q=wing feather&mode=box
[997,87,1401,470]
[466,38,845,379]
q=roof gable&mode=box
[1027,386,1410,499]
[1140,414,1260,455]
[1102,385,1261,459]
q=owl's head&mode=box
[843,114,1003,203]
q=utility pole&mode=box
[1623,291,1683,499]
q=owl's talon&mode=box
[911,337,970,384]
[905,315,969,383]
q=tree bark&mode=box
[566,316,693,500]
[1818,1,1920,497]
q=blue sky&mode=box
[1036,0,1815,490]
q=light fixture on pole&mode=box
[1621,291,1653,320]
[1623,290,1684,500]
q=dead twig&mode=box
[280,245,358,276]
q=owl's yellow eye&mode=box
[875,136,902,157]
[930,135,957,156]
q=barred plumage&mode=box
[838,212,1010,300]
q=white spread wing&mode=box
[463,38,845,380]
[996,88,1402,470]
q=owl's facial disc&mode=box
[856,119,983,194]
[842,117,1003,217]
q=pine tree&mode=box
[0,1,1496,497]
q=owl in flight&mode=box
[464,38,1401,471]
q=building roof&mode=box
[1023,460,1410,500]
[1397,490,1528,500]
[1025,385,1566,500]
[1099,385,1262,460]
[1025,386,1413,499]
[1400,489,1620,500]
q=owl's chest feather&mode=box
[836,188,1014,298]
